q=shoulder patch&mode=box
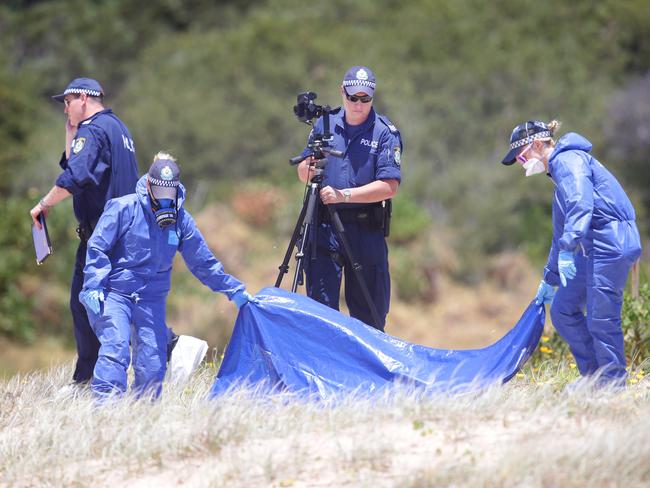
[72,137,86,154]
[393,146,401,166]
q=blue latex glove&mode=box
[535,280,556,305]
[79,288,105,315]
[231,290,258,309]
[558,250,577,287]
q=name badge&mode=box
[168,230,179,246]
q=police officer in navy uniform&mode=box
[30,77,140,386]
[296,66,402,331]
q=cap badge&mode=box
[160,165,174,181]
[356,69,368,81]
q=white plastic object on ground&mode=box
[169,335,208,383]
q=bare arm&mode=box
[29,186,72,229]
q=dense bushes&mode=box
[0,0,648,341]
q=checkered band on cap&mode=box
[148,159,180,187]
[342,79,376,89]
[509,130,552,150]
[149,176,180,187]
[64,87,102,97]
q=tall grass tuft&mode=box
[1,362,649,487]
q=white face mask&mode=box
[522,158,546,177]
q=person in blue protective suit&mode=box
[79,152,255,399]
[30,78,140,386]
[296,66,402,331]
[501,120,642,388]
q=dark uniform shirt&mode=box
[301,107,402,204]
[56,108,139,227]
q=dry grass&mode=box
[1,362,649,488]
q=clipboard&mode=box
[32,213,53,265]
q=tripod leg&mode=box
[327,207,384,330]
[291,184,320,292]
[275,194,310,288]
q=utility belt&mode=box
[76,221,96,244]
[320,200,392,237]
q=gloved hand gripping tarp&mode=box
[210,287,544,399]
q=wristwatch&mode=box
[343,189,351,203]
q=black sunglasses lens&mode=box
[347,94,372,103]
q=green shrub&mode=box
[389,193,431,245]
[622,282,650,369]
[0,194,77,343]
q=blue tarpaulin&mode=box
[209,287,545,399]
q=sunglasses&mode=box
[345,93,373,103]
[63,95,81,108]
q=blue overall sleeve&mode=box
[543,193,563,286]
[178,210,245,298]
[55,125,109,195]
[554,152,594,252]
[83,199,129,290]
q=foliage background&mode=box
[0,0,648,370]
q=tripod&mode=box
[275,156,384,331]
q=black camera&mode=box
[293,91,324,123]
[289,91,343,165]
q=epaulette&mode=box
[81,110,104,126]
[377,114,399,134]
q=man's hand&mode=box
[297,156,322,183]
[29,187,71,228]
[65,118,78,159]
[30,200,49,229]
[320,185,344,205]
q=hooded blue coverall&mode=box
[55,109,139,383]
[82,176,244,398]
[542,133,642,385]
[300,107,402,330]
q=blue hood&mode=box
[550,132,592,159]
[135,174,186,214]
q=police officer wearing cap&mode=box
[79,152,255,399]
[29,77,139,386]
[296,66,403,331]
[502,119,642,389]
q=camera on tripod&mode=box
[290,91,343,165]
[293,91,323,124]
[277,89,384,330]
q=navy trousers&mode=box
[70,242,100,382]
[305,221,390,330]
